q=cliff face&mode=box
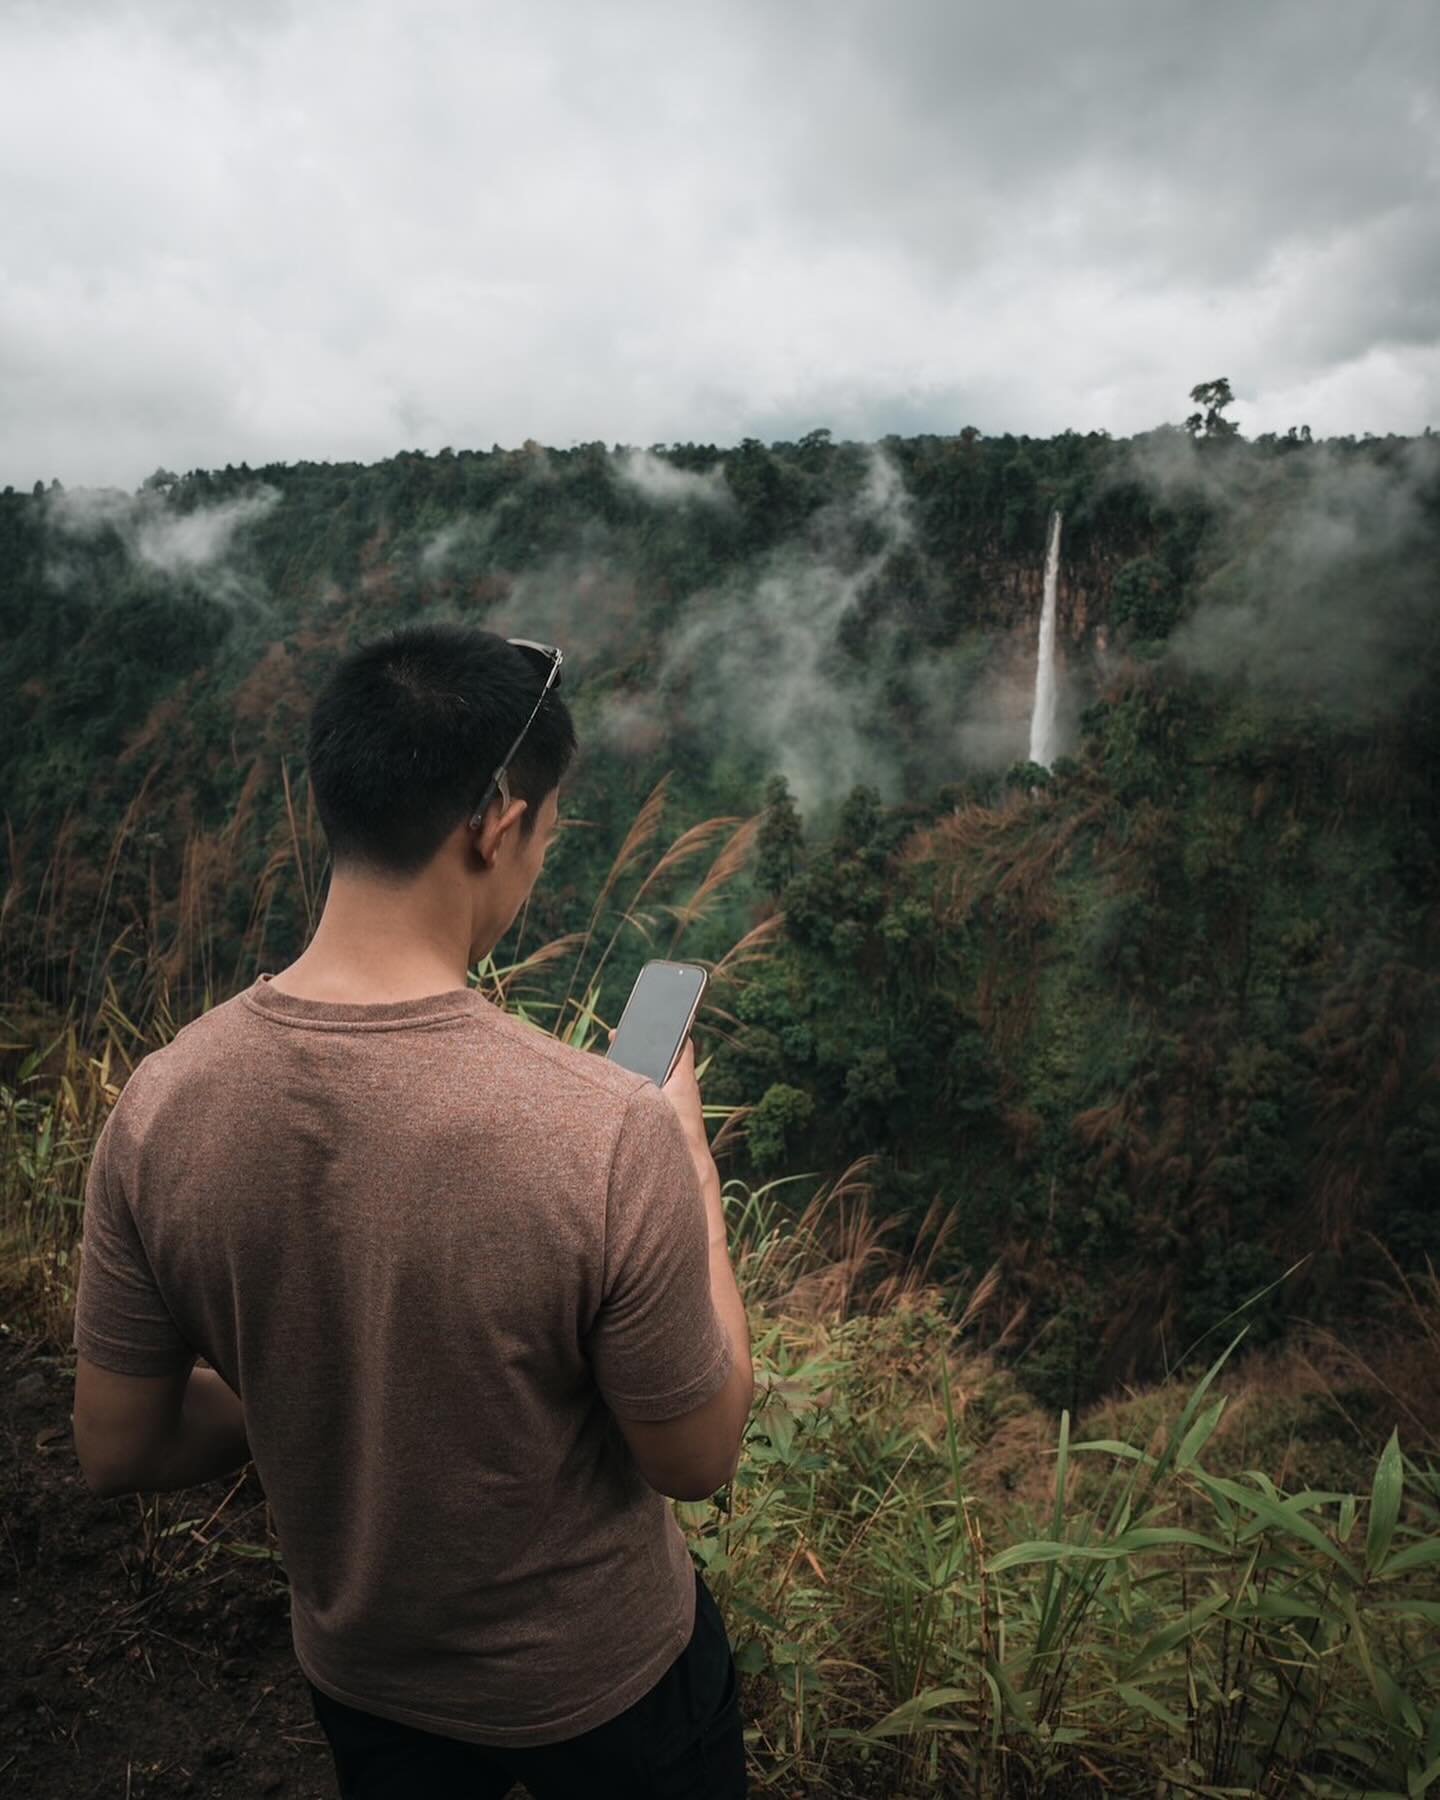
[972,542,1125,643]
[941,542,1127,765]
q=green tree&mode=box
[1184,378,1241,441]
[756,774,803,899]
[747,1083,815,1171]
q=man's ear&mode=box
[474,796,529,868]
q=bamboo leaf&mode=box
[1372,1602,1440,1625]
[1068,1438,1155,1464]
[1408,1755,1440,1800]
[1146,1330,1247,1491]
[1251,1593,1324,1621]
[1110,1526,1230,1555]
[728,1596,784,1633]
[1381,1541,1440,1579]
[1175,1395,1227,1471]
[988,1527,1225,1572]
[1035,1408,1070,1657]
[987,1659,1038,1736]
[1120,1593,1228,1680]
[1344,1595,1425,1738]
[1194,1474,1360,1582]
[1368,1429,1405,1576]
[1116,1683,1188,1731]
[862,1688,977,1739]
[986,1540,1109,1571]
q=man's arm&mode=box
[72,1101,253,1500]
[73,1358,251,1499]
[695,1154,755,1485]
[659,1044,755,1476]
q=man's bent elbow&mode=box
[74,1434,136,1501]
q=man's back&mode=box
[72,973,734,1748]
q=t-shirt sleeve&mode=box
[72,1104,194,1377]
[588,1082,734,1422]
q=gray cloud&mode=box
[45,481,281,619]
[1161,437,1440,712]
[48,483,280,567]
[0,0,1436,488]
[614,450,732,509]
[659,449,919,813]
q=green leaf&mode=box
[1251,1593,1324,1621]
[1408,1755,1440,1800]
[863,1689,979,1739]
[1372,1602,1440,1625]
[1175,1397,1228,1471]
[1110,1526,1230,1555]
[1121,1593,1228,1680]
[987,1659,1039,1735]
[987,1540,1109,1571]
[1368,1429,1405,1576]
[1147,1330,1246,1489]
[1068,1438,1155,1464]
[733,1639,767,1676]
[753,1395,796,1462]
[156,1516,204,1541]
[728,1595,783,1632]
[988,1526,1224,1573]
[1035,1409,1071,1653]
[1195,1474,1359,1582]
[1117,1683,1188,1731]
[1381,1541,1440,1579]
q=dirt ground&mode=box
[2,1334,338,1799]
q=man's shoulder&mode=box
[96,991,251,1145]
[476,1003,651,1115]
[107,986,659,1136]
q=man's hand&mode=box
[662,1039,727,1246]
[660,1039,709,1159]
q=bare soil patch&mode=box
[2,1333,335,1799]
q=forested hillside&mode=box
[4,407,1437,1404]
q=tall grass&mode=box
[3,778,1438,1797]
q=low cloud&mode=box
[49,483,280,569]
[419,519,469,574]
[614,449,732,508]
[1126,436,1440,715]
[134,489,280,574]
[45,482,281,619]
[660,447,918,813]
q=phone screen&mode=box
[606,961,708,1086]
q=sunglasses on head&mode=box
[468,639,564,830]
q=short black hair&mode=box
[306,621,577,881]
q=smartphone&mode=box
[605,960,708,1086]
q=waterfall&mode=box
[1027,510,1063,768]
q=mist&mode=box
[44,482,281,623]
[1125,433,1440,717]
[615,450,732,510]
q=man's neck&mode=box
[267,954,471,1005]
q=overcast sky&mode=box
[2,0,1436,489]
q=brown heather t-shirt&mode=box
[71,973,734,1747]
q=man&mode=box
[71,623,755,1798]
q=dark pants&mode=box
[308,1568,748,1798]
